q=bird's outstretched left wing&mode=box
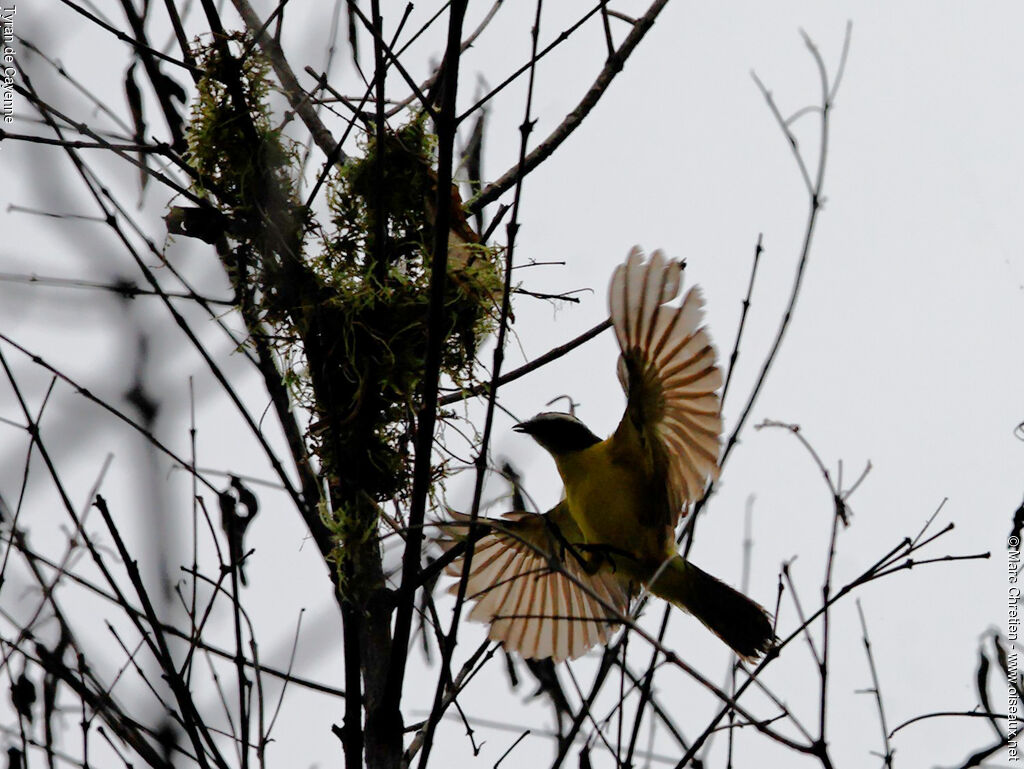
[609,247,723,521]
[438,501,630,662]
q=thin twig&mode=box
[468,0,672,214]
[856,600,893,767]
[416,2,545,766]
[384,5,471,766]
[720,234,764,410]
[438,319,612,406]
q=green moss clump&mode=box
[302,116,503,508]
[180,44,500,587]
[185,33,296,219]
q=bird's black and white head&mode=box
[513,412,602,456]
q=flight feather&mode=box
[609,247,723,517]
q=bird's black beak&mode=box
[512,421,530,434]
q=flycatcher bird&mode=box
[442,247,773,662]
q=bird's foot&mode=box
[571,543,634,575]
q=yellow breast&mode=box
[555,439,668,561]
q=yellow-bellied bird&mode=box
[442,248,773,662]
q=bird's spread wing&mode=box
[609,247,723,520]
[438,502,630,662]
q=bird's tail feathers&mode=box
[645,556,774,662]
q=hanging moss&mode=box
[180,40,501,589]
[184,33,296,218]
[302,115,503,510]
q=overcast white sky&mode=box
[1,2,1021,767]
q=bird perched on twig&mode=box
[442,247,773,662]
